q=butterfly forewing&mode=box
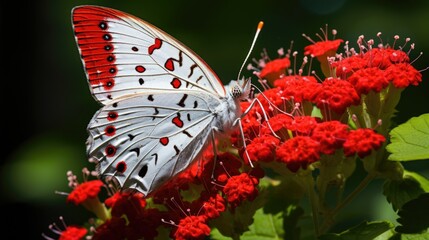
[87,91,218,195]
[72,6,226,105]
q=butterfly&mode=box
[72,5,263,197]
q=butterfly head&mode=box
[228,77,251,100]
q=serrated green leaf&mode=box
[387,114,429,161]
[404,171,429,192]
[318,221,394,240]
[383,171,429,210]
[395,193,429,234]
[240,208,284,240]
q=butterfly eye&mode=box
[231,85,242,99]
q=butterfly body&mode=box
[72,6,250,196]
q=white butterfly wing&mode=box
[72,5,231,195]
[87,91,218,195]
[72,5,226,105]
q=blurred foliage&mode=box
[2,0,428,238]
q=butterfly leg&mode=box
[232,98,282,168]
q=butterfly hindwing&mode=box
[72,6,226,105]
[86,91,218,195]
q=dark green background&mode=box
[2,0,428,238]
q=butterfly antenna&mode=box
[237,21,264,80]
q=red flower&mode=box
[244,134,281,163]
[384,63,422,88]
[223,173,259,209]
[285,116,319,136]
[58,226,87,240]
[274,75,320,103]
[200,193,226,220]
[347,67,389,95]
[173,216,211,240]
[276,136,320,172]
[333,55,367,78]
[267,114,293,132]
[259,57,291,81]
[67,180,103,205]
[104,192,146,219]
[255,87,284,114]
[207,153,241,184]
[364,48,409,69]
[311,121,349,155]
[311,78,361,114]
[343,128,386,158]
[304,39,343,58]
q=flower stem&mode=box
[303,173,320,236]
[320,173,375,233]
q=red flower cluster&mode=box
[332,36,422,94]
[237,32,423,174]
[173,216,210,240]
[66,180,103,205]
[259,57,291,81]
[343,128,386,158]
[46,27,425,240]
[48,148,266,240]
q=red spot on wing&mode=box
[107,111,118,121]
[171,78,181,89]
[148,38,162,55]
[160,137,169,146]
[136,65,146,73]
[105,125,116,136]
[165,59,174,71]
[103,79,115,90]
[105,145,117,157]
[172,114,184,128]
[116,161,127,173]
[165,52,182,72]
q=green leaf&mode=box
[210,228,234,240]
[318,221,394,240]
[395,193,429,234]
[240,208,284,240]
[389,232,429,240]
[383,171,429,210]
[406,172,429,192]
[387,113,429,161]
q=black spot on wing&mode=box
[177,94,188,107]
[138,165,148,178]
[174,145,180,156]
[130,148,140,156]
[152,153,158,165]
